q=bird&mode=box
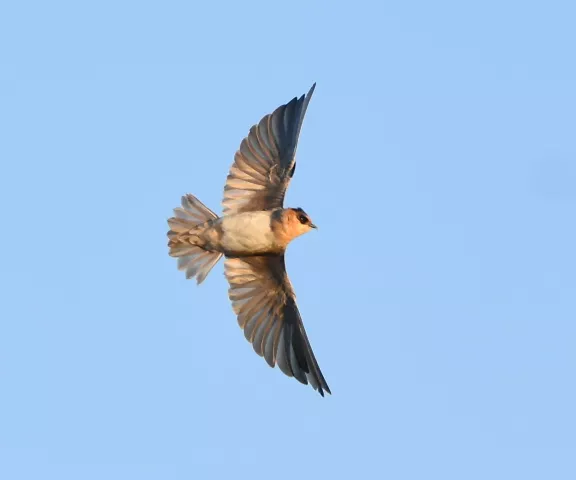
[166,83,330,396]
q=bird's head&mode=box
[270,207,317,248]
[286,207,317,237]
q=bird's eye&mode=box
[298,215,308,224]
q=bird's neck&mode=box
[270,209,301,249]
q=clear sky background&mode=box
[1,1,575,479]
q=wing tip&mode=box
[307,82,316,98]
[318,383,331,397]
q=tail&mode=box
[167,194,223,285]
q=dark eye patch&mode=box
[298,215,308,224]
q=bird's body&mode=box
[217,211,279,255]
[167,84,331,396]
[169,208,313,257]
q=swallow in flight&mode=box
[167,84,330,396]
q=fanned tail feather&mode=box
[167,194,222,284]
[174,245,222,284]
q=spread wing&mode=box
[224,255,330,396]
[222,84,316,215]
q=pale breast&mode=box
[218,211,277,255]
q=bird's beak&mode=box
[310,223,318,230]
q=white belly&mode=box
[219,212,276,255]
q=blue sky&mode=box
[1,1,575,478]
